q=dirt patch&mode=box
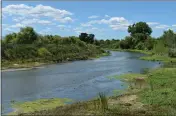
[108,94,145,113]
[108,94,137,105]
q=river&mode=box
[2,51,161,114]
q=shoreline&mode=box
[1,52,110,72]
[5,50,176,115]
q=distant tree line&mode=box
[1,27,105,65]
[95,22,176,58]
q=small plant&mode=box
[98,92,108,113]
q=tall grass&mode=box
[98,92,108,113]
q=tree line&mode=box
[95,22,176,58]
[2,21,176,66]
[1,27,105,65]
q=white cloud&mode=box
[3,4,73,23]
[74,26,105,35]
[147,22,159,26]
[105,15,110,18]
[82,17,130,30]
[4,28,14,32]
[12,18,54,27]
[54,17,73,23]
[88,15,99,19]
[172,24,176,27]
[39,27,51,35]
[57,25,71,31]
[2,24,9,27]
[13,17,26,22]
[10,23,25,28]
[80,23,92,27]
[155,25,170,29]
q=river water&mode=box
[2,51,161,114]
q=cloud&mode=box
[172,24,176,27]
[147,22,159,26]
[74,26,105,35]
[39,27,51,35]
[11,18,54,28]
[13,17,26,22]
[23,19,52,25]
[88,15,99,19]
[4,28,14,32]
[10,23,25,28]
[80,23,92,27]
[57,25,72,31]
[82,17,130,30]
[3,4,73,23]
[54,17,73,23]
[155,24,170,29]
[105,15,110,18]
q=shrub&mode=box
[168,48,176,58]
[38,47,51,58]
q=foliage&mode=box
[168,48,176,58]
[37,47,51,58]
[140,68,176,111]
[17,27,38,44]
[9,98,72,115]
[79,33,95,44]
[2,27,105,68]
[98,92,108,112]
[128,22,152,37]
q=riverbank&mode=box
[105,49,153,55]
[13,49,176,116]
[107,48,176,63]
[16,65,176,116]
[1,52,110,71]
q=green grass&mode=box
[108,73,147,82]
[9,98,72,115]
[98,92,108,112]
[140,55,176,62]
[138,68,176,115]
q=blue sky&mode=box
[2,1,176,40]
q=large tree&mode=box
[128,22,152,38]
[79,33,95,44]
[17,27,38,44]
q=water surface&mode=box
[2,51,161,114]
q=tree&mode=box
[79,33,88,43]
[128,22,152,38]
[88,34,95,44]
[17,27,38,44]
[38,47,51,58]
[79,33,95,44]
[161,29,176,48]
[4,33,17,44]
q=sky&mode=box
[2,1,176,40]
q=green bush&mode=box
[168,48,176,58]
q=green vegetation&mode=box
[96,22,176,60]
[2,27,108,69]
[9,98,72,115]
[3,21,176,115]
[15,66,176,116]
[109,73,147,82]
[140,55,176,62]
